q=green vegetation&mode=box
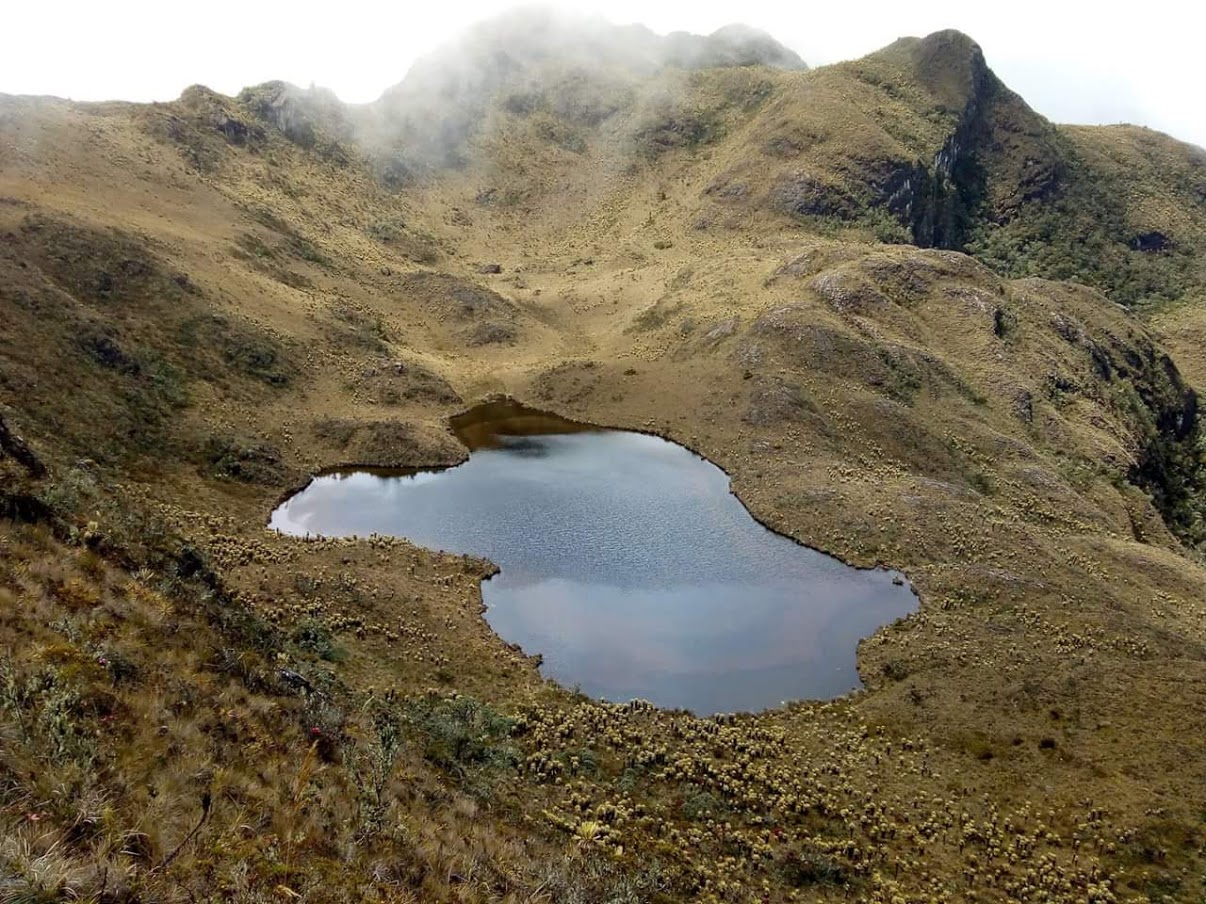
[966,153,1199,308]
[237,81,352,164]
[291,618,350,662]
[201,434,287,484]
[634,100,727,159]
[404,694,519,780]
[328,301,389,350]
[778,847,850,888]
[177,314,294,387]
[365,217,443,263]
[1128,399,1206,549]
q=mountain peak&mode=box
[873,29,990,112]
[664,23,807,71]
[389,8,805,92]
[368,9,806,168]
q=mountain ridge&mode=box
[162,15,1205,314]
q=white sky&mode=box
[4,0,1204,150]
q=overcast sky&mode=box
[5,0,1203,150]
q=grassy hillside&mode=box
[2,14,1206,903]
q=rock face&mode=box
[0,415,46,478]
[878,31,1063,250]
[903,32,996,249]
[1130,231,1173,253]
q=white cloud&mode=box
[3,0,1203,149]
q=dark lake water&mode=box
[270,400,916,714]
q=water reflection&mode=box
[271,401,916,713]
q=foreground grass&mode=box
[0,512,674,903]
[3,445,1203,903]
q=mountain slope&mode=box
[341,18,1206,313]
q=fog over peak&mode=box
[2,1,1202,149]
[386,6,806,99]
[333,7,806,173]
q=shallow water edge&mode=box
[269,398,919,714]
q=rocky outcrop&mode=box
[0,414,47,478]
[365,10,805,172]
[1118,345,1204,543]
[663,24,807,71]
[875,31,1064,250]
[1046,305,1204,544]
[1130,231,1173,253]
[238,81,353,160]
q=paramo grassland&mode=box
[2,13,1206,903]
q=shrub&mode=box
[0,661,96,766]
[200,435,286,485]
[681,789,725,821]
[403,695,518,778]
[779,847,849,887]
[291,620,348,663]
